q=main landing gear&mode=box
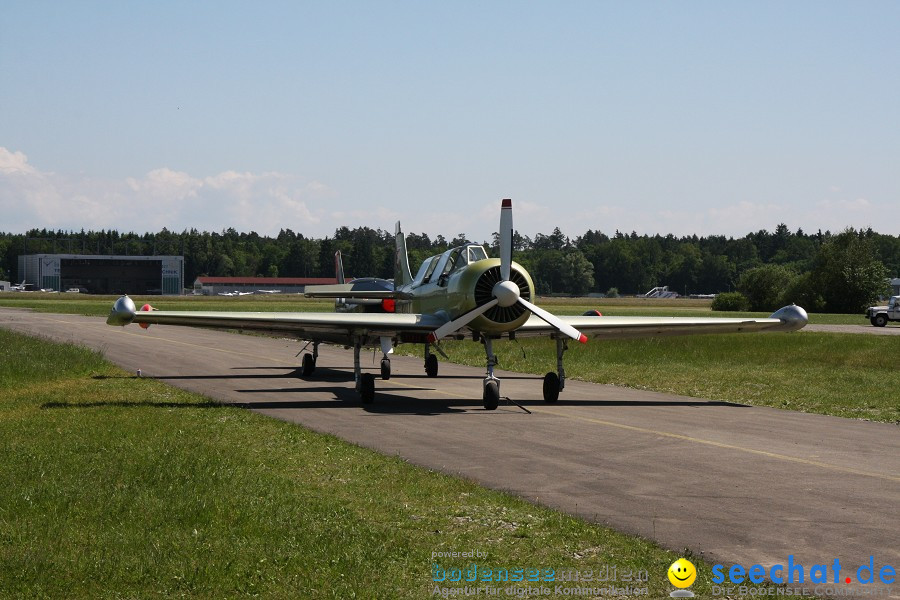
[300,342,319,376]
[480,335,568,409]
[424,343,439,377]
[299,335,567,408]
[353,342,375,404]
[541,338,567,403]
[379,336,392,380]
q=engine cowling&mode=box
[451,258,535,335]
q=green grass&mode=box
[0,329,810,599]
[400,332,900,423]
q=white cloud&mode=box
[1,146,890,240]
[0,147,334,235]
[0,147,39,176]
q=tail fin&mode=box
[334,251,345,284]
[393,221,413,287]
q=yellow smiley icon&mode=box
[668,558,697,588]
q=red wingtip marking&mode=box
[426,333,437,344]
[578,334,588,344]
[140,304,154,312]
[501,198,512,208]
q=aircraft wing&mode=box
[514,305,808,340]
[107,297,443,346]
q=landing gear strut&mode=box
[542,338,567,403]
[379,337,392,380]
[481,337,500,410]
[353,342,374,404]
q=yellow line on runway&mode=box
[531,406,900,484]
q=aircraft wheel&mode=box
[425,354,439,377]
[380,358,391,380]
[360,373,375,404]
[482,380,499,410]
[872,314,888,327]
[542,372,560,403]
[301,353,316,376]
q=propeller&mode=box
[428,199,587,344]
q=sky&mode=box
[2,1,898,241]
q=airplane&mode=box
[107,199,808,409]
[255,289,282,294]
[11,279,30,292]
[217,290,254,297]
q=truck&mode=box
[865,295,900,327]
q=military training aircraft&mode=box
[107,199,808,409]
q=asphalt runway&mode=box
[3,308,899,598]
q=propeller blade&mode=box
[427,298,500,343]
[500,198,513,281]
[517,297,587,343]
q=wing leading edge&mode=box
[515,305,808,340]
[107,296,443,346]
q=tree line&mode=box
[1,224,897,312]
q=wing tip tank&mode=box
[768,304,808,332]
[107,295,136,326]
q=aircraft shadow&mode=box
[91,369,749,414]
[235,387,473,415]
[233,384,749,414]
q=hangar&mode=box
[17,254,184,295]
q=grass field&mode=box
[0,328,811,599]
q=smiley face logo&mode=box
[668,558,697,588]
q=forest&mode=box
[2,224,897,313]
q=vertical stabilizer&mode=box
[394,221,413,287]
[334,251,345,284]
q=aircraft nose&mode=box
[492,280,521,307]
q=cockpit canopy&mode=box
[413,244,489,286]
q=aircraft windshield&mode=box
[442,248,464,276]
[467,245,488,262]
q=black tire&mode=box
[301,353,315,376]
[542,372,560,403]
[360,373,375,404]
[380,358,391,380]
[425,354,439,377]
[483,380,499,410]
[873,314,888,327]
